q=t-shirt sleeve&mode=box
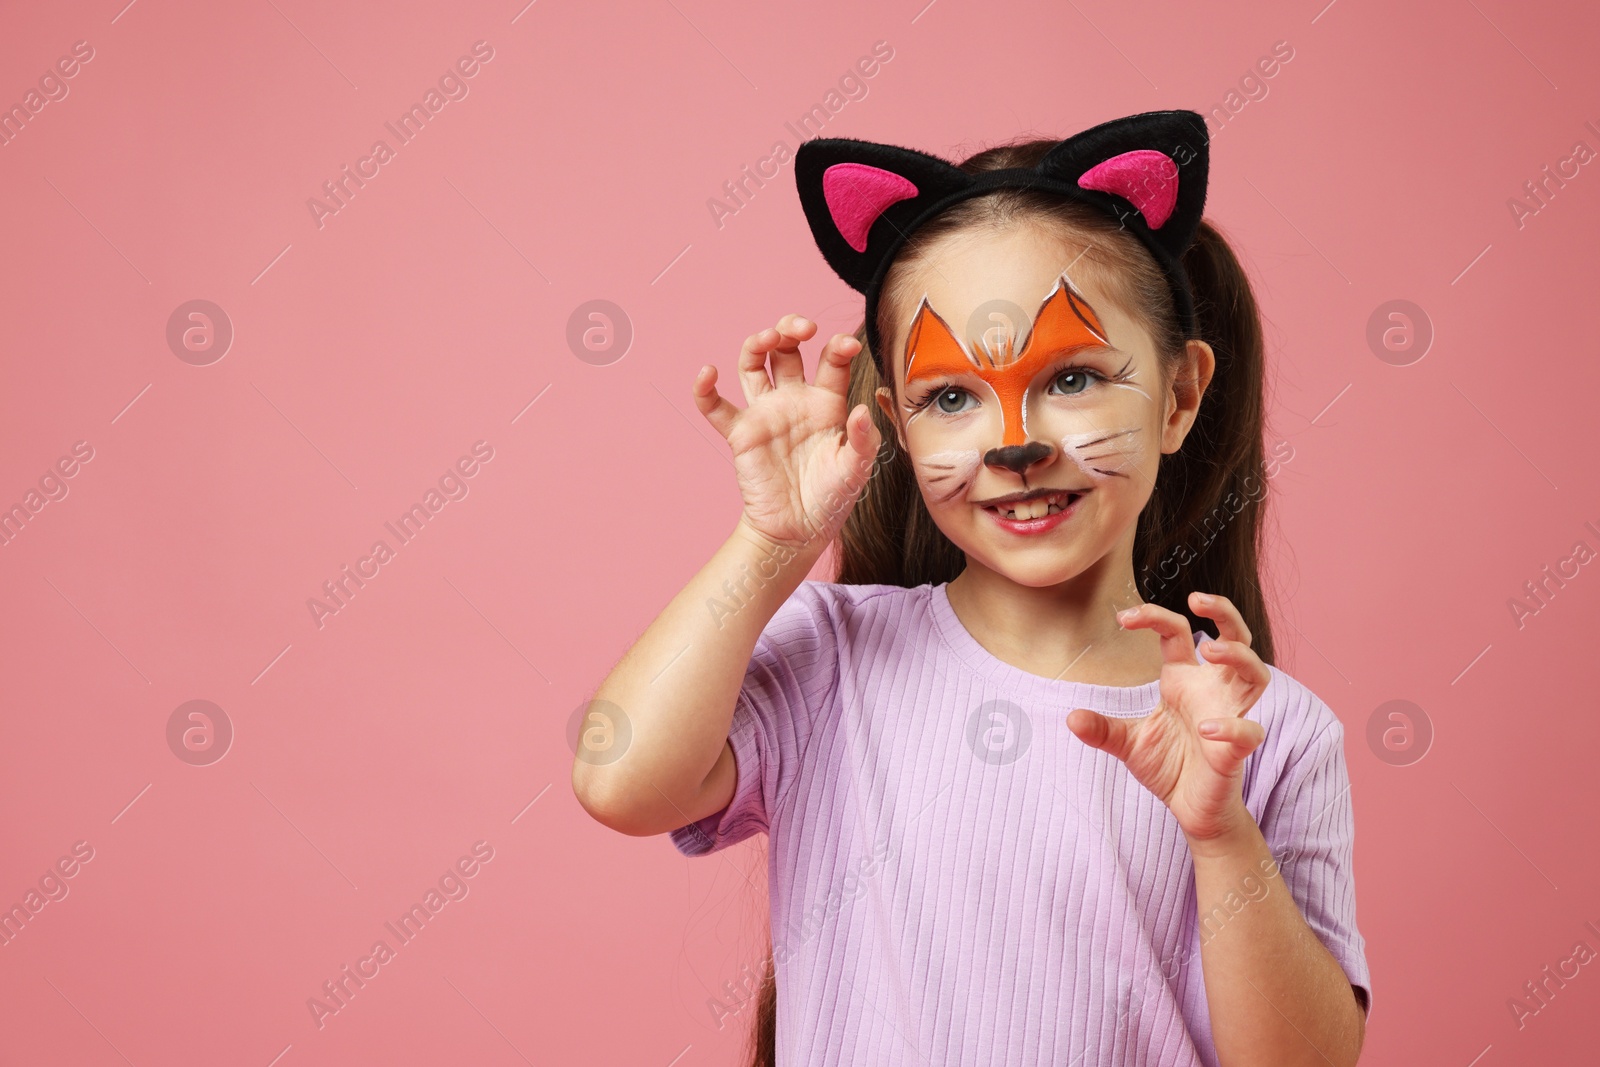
[668,580,842,857]
[1257,704,1374,1025]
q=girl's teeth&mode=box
[1001,494,1070,519]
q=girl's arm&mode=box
[571,315,879,838]
[1189,819,1366,1067]
[1073,596,1367,1065]
[571,517,824,837]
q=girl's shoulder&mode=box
[1250,658,1355,772]
[778,578,934,624]
[763,580,939,660]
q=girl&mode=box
[573,110,1371,1067]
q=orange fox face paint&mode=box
[897,269,1157,505]
[902,271,1122,448]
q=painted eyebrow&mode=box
[903,344,1127,382]
[1027,340,1131,366]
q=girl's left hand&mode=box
[1065,592,1271,847]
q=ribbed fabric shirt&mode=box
[670,580,1371,1067]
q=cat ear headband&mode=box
[793,109,1210,380]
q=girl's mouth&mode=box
[980,490,1084,534]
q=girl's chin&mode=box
[970,558,1098,590]
[944,532,1099,577]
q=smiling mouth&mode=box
[979,489,1084,520]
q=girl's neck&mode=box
[943,550,1167,688]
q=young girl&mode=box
[573,110,1371,1067]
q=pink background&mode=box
[1,0,1597,1063]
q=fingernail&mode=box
[1199,721,1220,736]
[795,317,811,329]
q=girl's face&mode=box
[875,226,1207,588]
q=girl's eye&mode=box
[1050,368,1101,396]
[933,387,975,414]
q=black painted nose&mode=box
[983,441,1053,475]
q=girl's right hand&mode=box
[692,314,884,555]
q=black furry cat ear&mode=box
[794,138,975,297]
[1033,110,1209,264]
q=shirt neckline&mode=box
[928,581,1206,716]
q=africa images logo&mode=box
[966,700,1032,766]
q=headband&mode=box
[793,109,1210,380]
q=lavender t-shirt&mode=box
[671,580,1371,1066]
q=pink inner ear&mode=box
[823,163,919,252]
[1076,150,1179,229]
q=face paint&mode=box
[902,270,1119,448]
[898,269,1158,495]
[912,447,983,504]
[1058,427,1143,479]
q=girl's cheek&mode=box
[906,411,992,462]
[1061,429,1145,480]
[910,447,982,506]
[1042,409,1147,482]
[1038,397,1158,483]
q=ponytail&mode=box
[1145,219,1275,663]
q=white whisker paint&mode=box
[914,448,982,503]
[1059,427,1142,478]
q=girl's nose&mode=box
[983,441,1054,476]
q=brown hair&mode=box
[741,137,1276,1066]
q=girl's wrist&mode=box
[726,516,828,589]
[1183,803,1263,862]
[732,514,829,566]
